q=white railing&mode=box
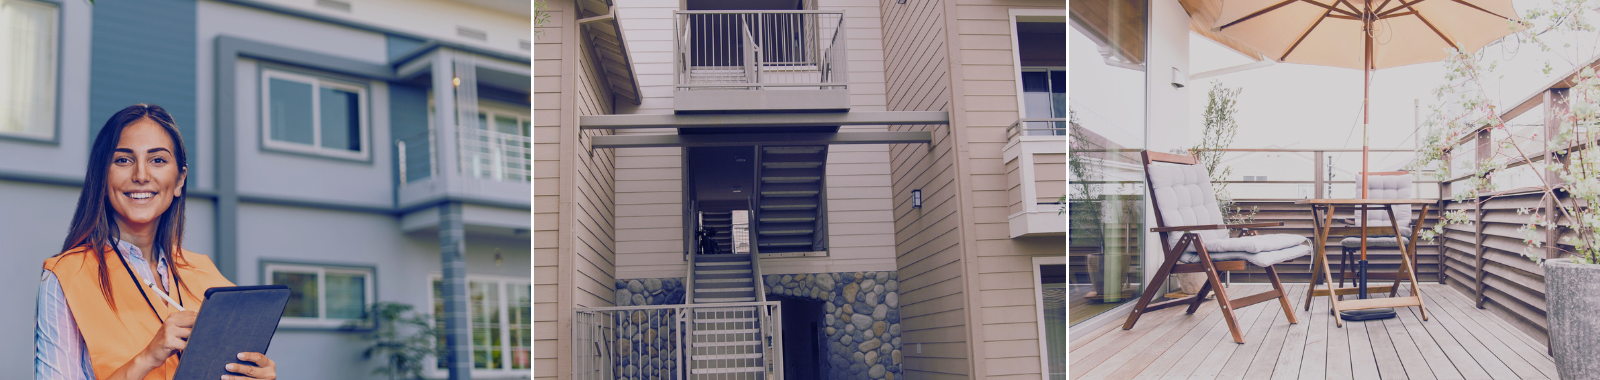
[675,10,847,90]
[573,302,784,380]
[395,130,435,186]
[459,127,531,183]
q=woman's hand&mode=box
[107,310,197,380]
[223,352,276,380]
[140,310,196,367]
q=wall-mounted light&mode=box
[733,186,743,193]
[898,0,906,3]
[1170,67,1186,88]
[912,189,922,209]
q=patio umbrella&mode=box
[1212,0,1521,320]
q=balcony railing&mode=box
[573,301,784,380]
[674,11,846,90]
[459,127,531,183]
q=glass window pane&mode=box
[325,272,366,319]
[494,115,518,135]
[319,87,361,151]
[0,0,57,139]
[1067,0,1145,327]
[273,271,319,318]
[268,78,314,145]
[1041,264,1066,380]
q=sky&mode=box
[1183,0,1600,177]
[1069,0,1600,189]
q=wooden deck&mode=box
[1070,284,1560,380]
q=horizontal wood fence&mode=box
[1438,190,1567,348]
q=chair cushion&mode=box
[1343,174,1414,227]
[1340,235,1409,248]
[1180,243,1312,267]
[1189,233,1307,253]
[1147,162,1228,245]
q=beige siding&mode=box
[574,16,619,311]
[880,0,974,377]
[611,0,900,278]
[1006,157,1023,216]
[1033,153,1065,205]
[531,2,566,379]
[954,1,1066,379]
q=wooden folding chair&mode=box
[1122,151,1308,344]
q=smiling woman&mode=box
[34,104,278,380]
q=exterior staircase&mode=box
[689,253,766,378]
[755,146,827,254]
[701,211,735,254]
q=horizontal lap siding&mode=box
[881,0,971,377]
[954,0,1066,378]
[575,21,618,311]
[532,3,567,379]
[613,0,683,280]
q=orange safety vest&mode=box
[43,246,235,380]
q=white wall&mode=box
[246,0,530,55]
[1143,0,1191,286]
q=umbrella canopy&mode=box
[1215,0,1522,69]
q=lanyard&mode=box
[112,246,183,325]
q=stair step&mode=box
[755,222,814,235]
[695,261,750,267]
[693,306,758,313]
[690,367,766,375]
[696,297,757,303]
[692,328,761,335]
[692,353,764,360]
[695,254,753,262]
[763,146,824,154]
[756,210,817,222]
[695,269,752,275]
[695,287,754,293]
[759,183,820,197]
[756,235,813,246]
[758,198,818,210]
[696,278,753,284]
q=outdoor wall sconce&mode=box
[1171,67,1186,88]
[912,189,922,208]
[898,0,906,4]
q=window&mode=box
[1033,257,1066,380]
[264,263,374,328]
[430,274,531,375]
[261,69,369,159]
[1012,13,1067,136]
[0,0,57,140]
[1021,68,1066,134]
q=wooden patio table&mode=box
[1294,198,1433,327]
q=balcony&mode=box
[1005,118,1068,238]
[673,11,849,113]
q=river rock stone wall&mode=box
[613,278,685,380]
[763,271,902,380]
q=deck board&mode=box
[1071,284,1559,379]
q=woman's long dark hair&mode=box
[58,104,189,310]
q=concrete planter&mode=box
[1545,258,1600,379]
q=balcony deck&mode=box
[1070,284,1558,380]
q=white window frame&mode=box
[264,263,376,329]
[0,0,59,142]
[426,273,532,378]
[260,69,371,160]
[1033,255,1067,380]
[1008,9,1068,122]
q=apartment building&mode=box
[534,0,1066,379]
[0,0,530,378]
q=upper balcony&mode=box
[1006,118,1068,238]
[673,10,850,113]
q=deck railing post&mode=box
[1313,151,1324,199]
[1544,88,1570,260]
[1474,129,1490,309]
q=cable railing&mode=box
[1008,117,1069,139]
[1066,148,1440,200]
[395,130,435,185]
[674,11,846,90]
[459,127,531,183]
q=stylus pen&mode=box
[145,281,186,312]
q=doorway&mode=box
[772,294,825,379]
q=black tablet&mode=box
[172,285,291,380]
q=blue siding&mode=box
[90,0,197,162]
[389,83,431,183]
[386,34,426,61]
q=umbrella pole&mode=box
[1343,9,1397,322]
